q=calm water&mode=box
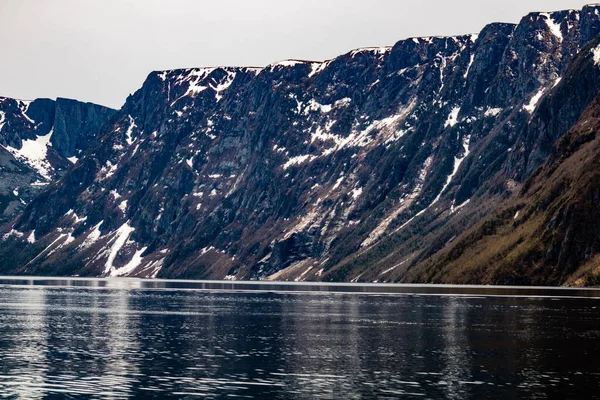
[1,278,600,399]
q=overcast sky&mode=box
[0,0,596,109]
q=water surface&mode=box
[0,277,599,399]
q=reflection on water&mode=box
[0,279,599,399]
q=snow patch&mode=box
[308,61,330,78]
[541,13,563,42]
[275,60,306,67]
[310,100,416,154]
[334,98,351,108]
[450,199,471,214]
[351,187,363,200]
[118,199,128,214]
[283,154,315,170]
[98,160,119,181]
[304,99,333,114]
[210,70,237,102]
[268,60,307,71]
[18,100,35,124]
[350,47,391,58]
[295,266,313,282]
[592,44,600,66]
[65,209,87,224]
[430,135,472,207]
[31,181,48,187]
[110,246,148,277]
[444,107,461,128]
[331,176,344,191]
[3,229,24,240]
[171,68,216,102]
[553,77,562,88]
[464,54,475,79]
[524,88,546,113]
[379,261,406,276]
[125,115,137,146]
[104,222,135,275]
[5,129,54,180]
[484,107,502,117]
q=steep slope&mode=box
[402,38,600,286]
[332,29,600,284]
[0,97,116,222]
[2,5,600,281]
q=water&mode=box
[1,278,600,399]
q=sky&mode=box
[0,0,596,109]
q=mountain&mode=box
[402,36,600,287]
[0,97,115,222]
[1,5,600,282]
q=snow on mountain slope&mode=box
[5,129,54,180]
[2,5,600,283]
[405,34,600,286]
[0,96,115,221]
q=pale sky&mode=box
[0,0,596,109]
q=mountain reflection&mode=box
[440,297,471,399]
[0,281,599,399]
[6,287,48,400]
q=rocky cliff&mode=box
[2,5,600,283]
[0,96,115,222]
[399,35,600,286]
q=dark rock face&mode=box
[2,5,600,283]
[52,98,116,158]
[401,35,600,286]
[0,96,115,222]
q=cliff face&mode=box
[2,5,600,283]
[401,36,600,286]
[0,96,115,222]
[52,98,117,159]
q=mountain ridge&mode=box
[1,5,600,284]
[0,96,115,223]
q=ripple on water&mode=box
[0,283,599,399]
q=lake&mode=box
[0,277,599,399]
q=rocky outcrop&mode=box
[52,98,116,158]
[400,36,600,286]
[2,5,600,283]
[0,96,115,221]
